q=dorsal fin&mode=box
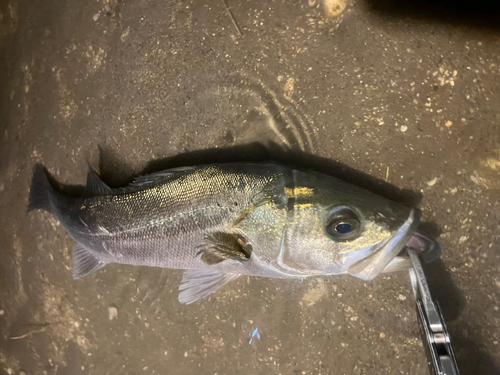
[129,166,195,187]
[82,162,112,198]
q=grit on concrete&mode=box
[0,0,499,374]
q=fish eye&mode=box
[335,222,353,234]
[325,207,361,241]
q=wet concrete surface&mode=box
[1,0,500,374]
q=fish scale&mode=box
[77,167,267,267]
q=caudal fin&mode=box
[27,164,55,213]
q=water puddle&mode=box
[178,74,318,154]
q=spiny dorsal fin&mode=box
[178,269,241,304]
[72,243,107,278]
[129,166,195,187]
[83,162,112,198]
[197,231,252,265]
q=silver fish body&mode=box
[28,163,420,303]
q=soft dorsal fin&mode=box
[82,162,112,198]
[129,166,195,187]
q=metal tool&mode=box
[407,245,460,375]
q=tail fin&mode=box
[27,164,55,213]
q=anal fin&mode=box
[72,243,107,278]
[178,269,241,304]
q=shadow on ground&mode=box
[423,259,500,375]
[364,0,500,32]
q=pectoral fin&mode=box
[197,231,252,265]
[178,269,241,304]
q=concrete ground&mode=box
[1,0,499,374]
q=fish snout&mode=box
[347,208,422,280]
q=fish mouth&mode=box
[381,230,442,273]
[347,208,422,280]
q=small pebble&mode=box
[380,332,386,338]
[427,177,439,187]
[400,125,408,132]
[108,306,118,320]
[445,120,453,127]
[459,236,468,244]
[398,294,407,301]
[0,309,4,315]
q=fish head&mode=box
[277,174,421,280]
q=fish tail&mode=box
[27,164,56,213]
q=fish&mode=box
[28,162,424,304]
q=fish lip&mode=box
[381,231,443,273]
[346,208,422,280]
